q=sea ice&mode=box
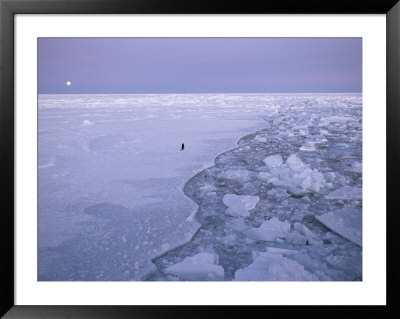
[38,93,362,282]
[300,143,317,152]
[350,161,362,173]
[325,116,354,123]
[254,135,267,142]
[225,219,253,232]
[82,119,94,126]
[325,186,362,200]
[263,155,283,168]
[292,222,322,246]
[316,208,362,247]
[38,94,268,281]
[259,154,326,195]
[164,252,224,281]
[293,222,318,239]
[223,194,259,217]
[235,251,317,281]
[245,217,290,241]
[286,154,306,171]
[219,169,250,182]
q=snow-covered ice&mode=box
[38,94,268,280]
[38,93,362,281]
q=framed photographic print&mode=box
[1,0,399,318]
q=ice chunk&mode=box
[300,143,316,152]
[323,172,335,183]
[286,154,306,172]
[316,208,362,247]
[199,183,217,193]
[267,188,289,199]
[245,217,290,241]
[350,161,362,173]
[263,155,283,168]
[325,186,362,200]
[235,251,318,281]
[164,252,224,281]
[219,170,250,182]
[254,135,267,142]
[259,154,326,195]
[285,232,309,246]
[82,119,93,126]
[291,222,322,246]
[293,222,318,239]
[223,194,259,217]
[259,171,271,180]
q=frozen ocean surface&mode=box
[38,93,362,281]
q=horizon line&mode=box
[38,92,362,95]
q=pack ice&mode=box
[151,93,362,282]
[38,93,363,281]
[259,154,326,195]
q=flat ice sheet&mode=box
[38,94,270,280]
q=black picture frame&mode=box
[1,0,399,318]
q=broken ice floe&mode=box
[223,194,259,217]
[316,208,362,247]
[259,154,326,195]
[288,222,323,246]
[164,252,224,280]
[263,154,283,169]
[245,217,291,241]
[234,250,317,281]
[325,186,362,200]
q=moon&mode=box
[66,81,71,86]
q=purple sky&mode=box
[38,38,362,94]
